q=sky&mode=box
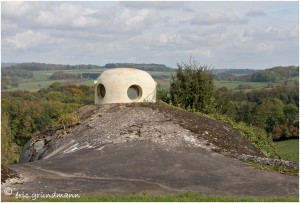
[1,1,299,69]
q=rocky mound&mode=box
[20,103,262,163]
[1,102,298,199]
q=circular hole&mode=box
[127,85,142,100]
[97,83,106,98]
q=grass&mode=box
[275,139,299,163]
[247,161,299,176]
[77,79,94,86]
[214,80,269,89]
[15,191,299,202]
[2,80,68,92]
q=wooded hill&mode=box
[2,62,175,72]
[104,63,174,72]
[215,66,299,82]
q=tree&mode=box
[284,104,299,124]
[170,58,215,113]
[253,98,285,132]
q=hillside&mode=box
[250,66,299,82]
[2,102,298,199]
[104,63,175,72]
[2,62,175,72]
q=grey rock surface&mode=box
[2,103,299,198]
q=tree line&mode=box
[9,62,102,71]
[50,71,101,80]
[215,66,299,83]
[1,67,34,89]
[104,63,174,72]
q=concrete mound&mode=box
[2,103,298,199]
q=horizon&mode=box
[1,1,299,69]
[1,61,299,70]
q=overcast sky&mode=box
[1,1,299,69]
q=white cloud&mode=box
[243,26,299,41]
[118,8,160,32]
[256,42,275,52]
[5,30,57,49]
[153,33,185,46]
[191,9,248,25]
[186,48,213,58]
[1,1,299,69]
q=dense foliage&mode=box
[170,59,215,113]
[215,86,299,140]
[1,83,94,164]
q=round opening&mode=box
[127,85,142,100]
[97,83,106,98]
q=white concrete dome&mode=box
[95,68,157,104]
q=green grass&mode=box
[275,139,299,163]
[17,192,299,202]
[3,80,67,92]
[214,80,269,90]
[77,79,94,86]
[32,71,51,80]
[247,161,299,176]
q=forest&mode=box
[1,83,94,163]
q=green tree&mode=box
[170,58,215,113]
[284,104,299,124]
[253,98,285,133]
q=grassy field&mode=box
[214,80,269,90]
[3,69,298,92]
[16,192,299,202]
[275,139,299,163]
[2,80,68,92]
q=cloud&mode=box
[153,33,185,46]
[243,26,299,41]
[245,9,267,17]
[2,1,161,35]
[181,27,238,46]
[120,1,186,10]
[1,1,298,69]
[191,9,248,25]
[186,48,213,58]
[256,42,275,52]
[5,30,57,49]
[117,8,160,32]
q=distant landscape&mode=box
[1,62,298,91]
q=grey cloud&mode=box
[119,1,187,10]
[243,26,299,41]
[245,10,267,17]
[191,9,248,25]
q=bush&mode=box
[170,58,215,113]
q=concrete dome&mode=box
[94,68,157,104]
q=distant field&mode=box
[2,80,68,92]
[3,69,298,92]
[275,139,299,163]
[214,80,269,89]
